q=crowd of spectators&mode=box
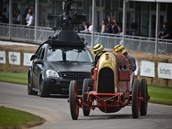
[0,7,34,26]
[80,17,121,35]
[0,8,171,39]
[80,17,171,39]
[101,17,121,34]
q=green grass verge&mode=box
[0,71,172,105]
[0,71,27,85]
[0,106,45,129]
[148,86,172,105]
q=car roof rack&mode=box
[48,30,85,47]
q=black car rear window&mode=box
[47,47,92,63]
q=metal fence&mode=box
[0,23,172,54]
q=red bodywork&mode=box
[82,53,141,113]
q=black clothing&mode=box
[112,24,120,34]
[158,27,171,39]
[125,54,136,72]
[106,23,112,33]
[91,51,106,75]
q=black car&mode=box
[27,30,93,97]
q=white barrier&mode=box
[158,63,172,79]
[23,53,34,66]
[140,60,155,77]
[0,51,6,64]
[9,52,20,65]
[0,50,172,80]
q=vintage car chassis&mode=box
[68,52,150,120]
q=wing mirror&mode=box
[30,54,37,61]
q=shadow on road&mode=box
[144,114,172,119]
[79,114,132,120]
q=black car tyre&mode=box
[27,72,37,95]
[132,79,140,119]
[140,79,148,116]
[69,80,79,120]
[82,78,91,116]
[39,76,49,97]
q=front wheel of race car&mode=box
[82,78,91,116]
[69,80,79,120]
[132,79,140,119]
[140,79,148,116]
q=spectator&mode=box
[80,21,89,31]
[22,7,29,25]
[13,9,22,24]
[158,22,171,39]
[106,17,112,33]
[101,18,108,33]
[16,9,22,24]
[111,17,120,34]
[88,23,93,33]
[2,8,8,23]
[80,21,92,33]
[101,18,109,47]
[26,9,33,26]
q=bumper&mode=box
[44,77,84,95]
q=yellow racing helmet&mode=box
[113,44,127,55]
[93,44,104,55]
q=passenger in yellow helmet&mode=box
[93,43,106,67]
[113,44,136,72]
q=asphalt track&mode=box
[0,82,172,129]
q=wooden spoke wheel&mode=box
[132,79,140,119]
[69,80,79,120]
[140,79,148,116]
[82,78,91,116]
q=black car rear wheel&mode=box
[27,72,37,95]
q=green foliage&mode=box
[0,106,45,129]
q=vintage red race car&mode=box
[68,51,150,120]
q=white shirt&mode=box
[26,15,33,26]
[88,25,93,33]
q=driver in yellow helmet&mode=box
[93,43,105,67]
[113,44,136,72]
[90,43,105,76]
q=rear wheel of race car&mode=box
[140,79,148,116]
[27,72,37,95]
[82,78,91,116]
[69,80,79,120]
[132,79,140,119]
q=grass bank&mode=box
[0,71,27,85]
[148,86,172,105]
[0,71,172,105]
[0,106,45,129]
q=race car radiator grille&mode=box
[97,67,114,93]
[60,72,90,79]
